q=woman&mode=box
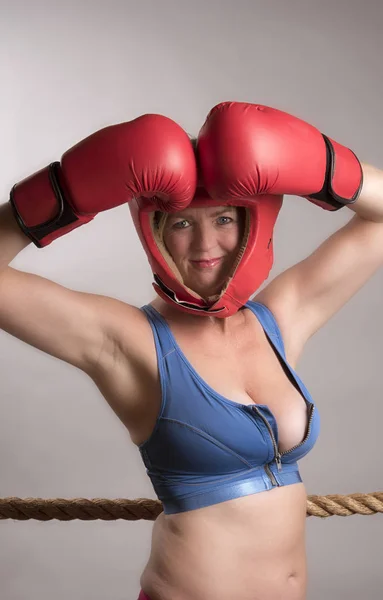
[1,102,383,600]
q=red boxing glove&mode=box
[10,114,196,247]
[197,102,363,211]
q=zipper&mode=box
[252,403,316,482]
[280,403,315,458]
[252,405,283,476]
[264,463,279,486]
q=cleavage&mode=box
[169,323,309,454]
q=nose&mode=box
[191,221,218,253]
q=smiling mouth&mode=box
[190,258,223,269]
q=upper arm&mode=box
[0,267,136,373]
[253,214,383,356]
[0,266,157,431]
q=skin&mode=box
[1,163,383,600]
[138,205,309,600]
[161,204,245,329]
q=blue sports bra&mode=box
[138,300,320,515]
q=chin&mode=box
[188,282,224,299]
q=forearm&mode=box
[0,202,31,273]
[346,162,383,223]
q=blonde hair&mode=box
[153,211,168,241]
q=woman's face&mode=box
[161,205,245,299]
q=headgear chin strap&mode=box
[129,187,283,318]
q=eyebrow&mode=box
[168,207,235,220]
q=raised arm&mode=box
[0,113,196,373]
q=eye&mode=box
[172,219,190,229]
[171,216,235,230]
[217,216,234,225]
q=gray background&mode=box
[0,0,382,598]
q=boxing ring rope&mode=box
[1,492,382,521]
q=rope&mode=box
[0,492,382,521]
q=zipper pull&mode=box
[275,453,282,472]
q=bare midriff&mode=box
[140,482,308,600]
[96,298,313,599]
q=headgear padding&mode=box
[129,186,282,317]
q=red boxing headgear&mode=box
[129,187,282,318]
